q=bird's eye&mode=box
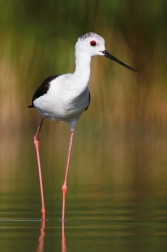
[90,40,96,46]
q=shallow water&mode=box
[1,184,167,252]
[1,122,167,251]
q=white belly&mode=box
[34,86,90,122]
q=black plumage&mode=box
[28,75,60,107]
[85,92,91,110]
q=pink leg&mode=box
[62,220,67,252]
[34,117,46,219]
[62,131,74,221]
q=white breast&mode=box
[33,74,90,123]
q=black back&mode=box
[28,75,60,107]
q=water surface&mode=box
[0,184,167,252]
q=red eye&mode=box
[90,40,96,46]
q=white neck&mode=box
[74,51,91,83]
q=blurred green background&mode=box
[0,0,167,215]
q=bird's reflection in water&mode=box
[36,219,46,252]
[35,219,67,252]
[62,220,67,252]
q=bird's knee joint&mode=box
[34,136,39,145]
[62,185,67,193]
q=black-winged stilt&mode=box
[28,32,137,220]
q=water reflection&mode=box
[35,219,67,252]
[36,220,46,252]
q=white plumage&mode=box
[30,33,108,131]
[33,74,90,131]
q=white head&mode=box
[75,32,137,72]
[75,32,105,57]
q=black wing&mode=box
[28,75,60,107]
[85,91,91,110]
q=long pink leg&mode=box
[62,220,66,252]
[62,131,74,221]
[34,117,46,219]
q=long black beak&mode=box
[101,50,137,72]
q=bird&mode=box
[28,32,137,221]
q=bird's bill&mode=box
[101,50,137,72]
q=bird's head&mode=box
[75,32,137,72]
[75,32,105,57]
